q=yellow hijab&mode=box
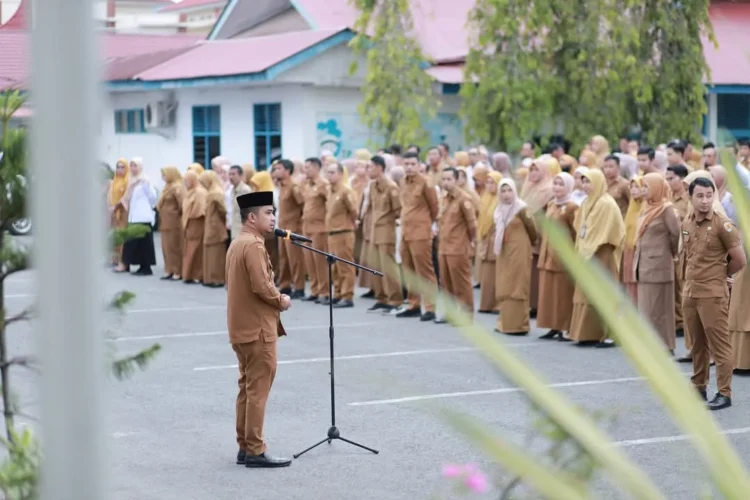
[623,177,643,248]
[574,169,625,263]
[250,170,274,192]
[478,171,503,240]
[156,166,183,212]
[187,162,205,175]
[108,158,130,218]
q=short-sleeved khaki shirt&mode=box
[682,208,742,298]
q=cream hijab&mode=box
[493,178,527,255]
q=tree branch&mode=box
[3,307,33,328]
[1,355,38,371]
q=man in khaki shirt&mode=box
[226,191,291,468]
[397,151,439,321]
[325,162,359,307]
[437,167,477,321]
[366,155,403,313]
[682,177,746,410]
[602,155,630,219]
[228,165,252,241]
[272,159,306,298]
[301,157,330,303]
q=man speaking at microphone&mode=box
[226,191,292,468]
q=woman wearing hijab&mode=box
[120,158,158,276]
[248,170,280,273]
[156,166,185,281]
[537,172,579,340]
[571,167,589,205]
[622,177,645,303]
[108,158,129,269]
[494,178,538,335]
[568,169,625,347]
[187,162,205,175]
[578,150,598,169]
[590,135,611,168]
[199,171,228,287]
[492,152,513,178]
[633,172,681,354]
[181,169,207,284]
[730,244,750,372]
[477,171,503,313]
[520,157,556,318]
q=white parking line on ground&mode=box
[614,427,750,447]
[115,322,380,342]
[347,376,647,406]
[192,342,541,371]
[4,293,33,298]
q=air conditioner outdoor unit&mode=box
[145,99,177,129]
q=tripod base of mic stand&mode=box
[293,426,379,459]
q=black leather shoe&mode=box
[361,290,375,299]
[595,339,617,348]
[367,302,389,312]
[290,290,305,299]
[420,311,435,322]
[302,295,318,302]
[279,287,293,295]
[539,329,560,340]
[333,300,354,308]
[318,297,332,305]
[396,307,421,318]
[236,449,246,465]
[676,328,684,338]
[245,452,292,468]
[707,393,732,411]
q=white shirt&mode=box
[127,181,157,225]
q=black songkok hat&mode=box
[237,191,273,209]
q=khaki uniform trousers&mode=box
[400,238,436,312]
[303,232,329,298]
[329,231,356,301]
[233,339,277,456]
[439,254,474,314]
[683,294,733,398]
[371,242,402,306]
[278,237,306,291]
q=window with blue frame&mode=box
[254,103,282,170]
[192,105,221,168]
[114,109,146,134]
[717,94,750,141]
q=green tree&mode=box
[461,0,712,151]
[349,0,439,149]
[633,0,714,145]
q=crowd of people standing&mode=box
[105,135,750,411]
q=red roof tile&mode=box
[160,0,226,13]
[705,3,750,86]
[0,30,202,89]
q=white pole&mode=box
[30,0,107,498]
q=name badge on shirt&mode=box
[580,224,586,239]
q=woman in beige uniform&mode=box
[494,178,538,335]
[622,177,644,303]
[156,166,184,280]
[537,172,579,340]
[634,172,680,354]
[477,171,502,313]
[181,169,207,284]
[199,170,228,287]
[568,169,625,348]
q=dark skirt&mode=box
[122,223,156,267]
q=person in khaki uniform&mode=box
[226,191,291,468]
[228,165,252,241]
[666,164,690,349]
[199,171,228,287]
[682,176,746,411]
[155,166,184,281]
[366,155,403,313]
[325,162,358,307]
[181,169,206,284]
[272,159,306,298]
[396,151,439,321]
[301,157,330,303]
[436,167,478,321]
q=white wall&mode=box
[101,82,464,189]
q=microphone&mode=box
[274,228,312,243]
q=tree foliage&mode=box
[349,0,439,149]
[461,0,713,150]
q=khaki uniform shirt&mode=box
[673,191,689,220]
[230,182,252,239]
[607,176,631,219]
[302,175,329,234]
[400,173,439,242]
[226,229,286,344]
[438,189,477,256]
[368,176,401,245]
[278,178,305,231]
[326,182,358,232]
[682,209,741,298]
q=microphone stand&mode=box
[290,239,381,459]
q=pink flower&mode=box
[441,463,490,494]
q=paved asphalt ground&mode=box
[5,234,750,499]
